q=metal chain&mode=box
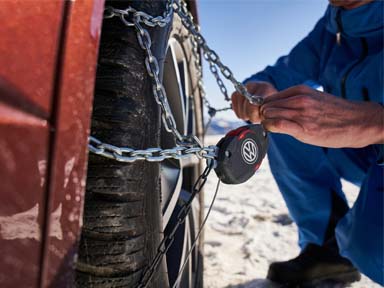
[103,1,174,27]
[189,28,231,117]
[138,162,214,288]
[104,1,191,147]
[89,0,202,160]
[173,0,264,105]
[135,20,185,144]
[89,136,215,162]
[209,61,229,101]
[90,0,262,164]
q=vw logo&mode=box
[241,139,258,164]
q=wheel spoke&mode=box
[161,161,183,228]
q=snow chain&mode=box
[89,0,263,162]
[89,1,265,287]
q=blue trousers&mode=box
[268,133,384,285]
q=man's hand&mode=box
[231,81,277,122]
[260,85,384,148]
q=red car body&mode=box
[0,1,105,287]
[0,1,198,287]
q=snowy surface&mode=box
[202,135,380,288]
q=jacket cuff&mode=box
[374,144,384,166]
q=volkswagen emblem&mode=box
[241,139,258,164]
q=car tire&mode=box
[75,1,204,287]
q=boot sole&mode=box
[300,270,361,288]
[269,269,361,288]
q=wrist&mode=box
[359,102,384,146]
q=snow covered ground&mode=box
[202,135,380,288]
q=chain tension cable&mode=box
[138,161,214,288]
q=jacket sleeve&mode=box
[243,16,327,91]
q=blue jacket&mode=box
[245,2,383,103]
[245,1,383,161]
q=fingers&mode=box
[241,96,250,121]
[261,107,298,120]
[261,118,303,136]
[263,85,312,104]
[232,90,260,122]
[231,81,280,122]
[245,100,261,122]
[246,81,277,97]
[231,91,241,118]
[260,96,309,137]
[232,92,247,120]
[260,95,307,117]
[231,91,244,119]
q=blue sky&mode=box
[197,0,328,120]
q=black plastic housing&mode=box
[214,124,268,184]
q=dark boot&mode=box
[267,244,361,287]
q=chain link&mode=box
[209,61,229,101]
[173,0,264,105]
[104,1,174,27]
[189,23,232,117]
[89,136,216,162]
[134,18,186,143]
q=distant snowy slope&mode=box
[206,118,245,135]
